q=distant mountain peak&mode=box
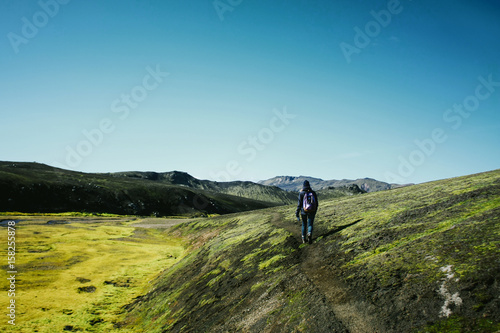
[163,171,197,186]
[259,175,401,193]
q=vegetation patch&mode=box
[417,315,500,333]
[1,216,185,333]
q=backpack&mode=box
[302,191,317,213]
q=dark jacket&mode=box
[296,185,318,216]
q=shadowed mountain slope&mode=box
[109,170,296,205]
[122,169,500,332]
[0,162,293,216]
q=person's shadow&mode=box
[319,219,363,240]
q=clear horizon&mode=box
[2,0,499,185]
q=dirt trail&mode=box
[270,212,386,333]
[131,217,195,228]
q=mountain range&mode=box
[108,170,298,205]
[0,162,290,216]
[259,175,406,192]
[0,161,396,216]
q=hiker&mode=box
[295,180,318,244]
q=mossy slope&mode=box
[123,169,500,332]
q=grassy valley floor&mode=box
[0,215,187,332]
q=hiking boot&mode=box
[307,233,312,244]
[302,237,306,244]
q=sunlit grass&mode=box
[0,216,186,332]
[0,212,124,217]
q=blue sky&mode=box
[1,0,499,184]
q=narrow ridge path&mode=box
[270,212,387,333]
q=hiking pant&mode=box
[301,213,315,239]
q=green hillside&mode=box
[122,169,500,332]
[2,169,498,332]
